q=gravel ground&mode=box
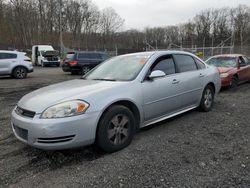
[0,67,250,188]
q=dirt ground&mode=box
[0,67,250,188]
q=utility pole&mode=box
[59,0,63,57]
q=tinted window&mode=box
[78,53,101,60]
[152,57,176,75]
[100,53,109,60]
[174,55,197,72]
[0,53,17,59]
[195,58,206,69]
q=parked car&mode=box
[0,50,33,79]
[11,51,220,152]
[62,51,109,75]
[206,54,250,88]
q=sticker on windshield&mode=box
[139,58,146,64]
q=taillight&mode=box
[68,60,78,65]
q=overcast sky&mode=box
[92,0,250,30]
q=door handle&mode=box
[172,79,180,84]
[199,73,205,77]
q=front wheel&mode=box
[12,67,27,79]
[96,105,136,153]
[199,85,215,112]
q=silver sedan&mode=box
[11,51,221,152]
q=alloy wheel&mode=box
[108,114,130,145]
[204,89,213,108]
[16,68,25,78]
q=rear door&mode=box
[172,54,205,108]
[0,53,17,74]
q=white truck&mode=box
[32,45,60,67]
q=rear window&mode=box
[0,53,17,59]
[66,53,75,60]
[78,53,101,60]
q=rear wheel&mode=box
[82,66,90,75]
[199,85,214,112]
[12,67,27,79]
[96,105,136,153]
[229,76,238,89]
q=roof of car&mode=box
[0,50,25,54]
[122,50,196,57]
[69,51,107,54]
[211,54,243,58]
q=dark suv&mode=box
[62,51,109,75]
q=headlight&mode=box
[220,73,229,78]
[41,100,89,119]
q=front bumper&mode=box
[43,61,60,66]
[11,109,100,150]
[28,68,34,73]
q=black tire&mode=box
[199,85,215,112]
[81,66,90,75]
[229,76,238,89]
[12,67,27,79]
[96,105,136,153]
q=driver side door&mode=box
[142,55,182,121]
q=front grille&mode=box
[47,57,58,61]
[15,106,36,118]
[13,125,28,141]
[37,135,75,144]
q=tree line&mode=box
[0,0,249,53]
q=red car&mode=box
[206,54,250,88]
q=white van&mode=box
[32,45,60,67]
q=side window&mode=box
[6,53,17,59]
[78,53,88,59]
[151,56,176,75]
[239,56,246,65]
[0,53,17,59]
[195,58,206,69]
[90,53,100,59]
[243,56,250,65]
[174,54,198,72]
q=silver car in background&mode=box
[0,50,33,78]
[11,51,221,152]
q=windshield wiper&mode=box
[92,78,117,81]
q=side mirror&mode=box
[149,70,166,79]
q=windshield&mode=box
[206,57,237,68]
[84,53,152,81]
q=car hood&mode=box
[217,67,234,74]
[18,79,123,113]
